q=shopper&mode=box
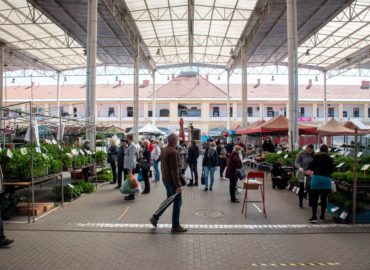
[187,140,199,186]
[123,134,138,201]
[0,186,14,247]
[149,133,187,233]
[177,140,188,176]
[108,139,119,186]
[217,140,227,180]
[295,144,315,207]
[202,142,218,191]
[151,140,161,182]
[141,140,151,194]
[225,145,243,203]
[116,138,126,188]
[308,144,334,223]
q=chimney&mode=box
[361,80,369,89]
[205,74,209,81]
[306,79,312,89]
[143,80,150,87]
[172,74,175,80]
[253,79,260,88]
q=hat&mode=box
[120,138,125,142]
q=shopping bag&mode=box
[201,169,205,185]
[129,171,139,188]
[154,193,179,216]
[237,167,246,180]
[120,178,132,194]
[138,170,143,182]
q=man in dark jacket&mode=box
[187,141,199,186]
[202,142,218,191]
[149,133,187,233]
[116,138,126,188]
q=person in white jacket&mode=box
[151,140,161,182]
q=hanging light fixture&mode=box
[167,75,170,81]
[83,49,87,56]
[115,76,118,81]
[64,76,67,82]
[271,75,275,81]
[305,49,310,56]
[315,76,318,81]
[12,78,15,84]
[217,75,221,80]
[156,48,161,56]
[229,48,234,56]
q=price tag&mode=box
[79,149,85,156]
[20,148,27,155]
[357,152,363,158]
[42,153,49,160]
[45,139,51,144]
[277,150,282,154]
[86,150,92,155]
[66,153,73,158]
[339,211,348,220]
[52,139,57,145]
[292,186,297,193]
[361,164,370,171]
[331,207,340,213]
[336,162,345,168]
[286,183,291,190]
[35,147,41,153]
[6,149,13,158]
[67,184,74,189]
[71,149,78,156]
[95,147,102,152]
[295,187,300,194]
[284,154,289,159]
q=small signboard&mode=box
[277,150,282,154]
[20,148,27,155]
[284,154,289,159]
[35,147,42,153]
[71,149,79,156]
[344,151,350,156]
[45,139,52,144]
[331,207,340,213]
[295,187,300,194]
[6,149,13,158]
[86,150,92,155]
[339,211,348,220]
[361,164,370,171]
[336,162,345,168]
[330,154,336,158]
[357,152,363,158]
[66,153,73,158]
[52,139,57,145]
[58,145,63,151]
[315,149,320,153]
[42,153,49,160]
[79,149,85,156]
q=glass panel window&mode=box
[159,109,169,117]
[73,107,77,117]
[368,108,370,118]
[267,107,274,117]
[127,107,133,117]
[213,107,220,117]
[247,107,253,117]
[317,107,320,118]
[178,104,201,117]
[299,107,305,117]
[328,107,334,118]
[108,107,115,117]
[148,110,153,117]
[230,107,233,117]
[353,108,359,118]
[343,111,347,118]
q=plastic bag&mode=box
[138,170,143,182]
[130,171,140,188]
[120,178,132,194]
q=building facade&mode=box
[4,75,370,133]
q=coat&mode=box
[225,151,242,178]
[187,145,199,164]
[123,143,137,170]
[117,146,125,168]
[295,150,314,183]
[202,147,218,167]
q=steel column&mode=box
[86,0,98,148]
[324,70,328,122]
[56,71,61,117]
[241,43,248,128]
[134,38,140,143]
[0,44,4,132]
[226,69,231,130]
[152,70,156,126]
[287,0,299,150]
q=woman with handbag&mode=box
[225,145,243,203]
[107,139,119,186]
[140,140,151,194]
[202,142,218,191]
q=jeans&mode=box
[142,168,150,193]
[110,161,117,183]
[117,166,124,187]
[189,163,198,184]
[311,189,331,219]
[153,160,160,181]
[154,182,182,228]
[0,215,5,241]
[298,182,305,206]
[229,175,238,201]
[203,166,215,188]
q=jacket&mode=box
[295,150,314,183]
[161,145,181,188]
[187,145,199,164]
[225,151,242,178]
[117,146,125,168]
[177,145,188,170]
[107,145,119,163]
[151,144,161,161]
[202,147,218,167]
[123,143,137,170]
[141,149,151,170]
[309,153,335,177]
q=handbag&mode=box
[179,174,186,186]
[201,169,205,185]
[139,158,149,171]
[237,167,246,180]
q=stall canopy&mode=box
[344,119,370,134]
[237,116,316,135]
[208,127,228,137]
[318,118,354,135]
[236,120,265,135]
[128,124,165,135]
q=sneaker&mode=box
[0,238,14,247]
[231,199,240,203]
[194,182,198,186]
[299,204,303,208]
[204,187,208,192]
[124,195,135,201]
[309,217,318,224]
[187,183,194,187]
[114,186,121,189]
[109,182,116,185]
[209,187,213,191]
[171,226,188,234]
[149,216,158,228]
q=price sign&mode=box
[6,149,13,158]
[66,153,73,158]
[67,184,74,189]
[52,139,57,145]
[330,154,335,158]
[45,139,51,144]
[292,186,297,193]
[331,207,340,213]
[284,154,289,159]
[86,150,92,155]
[102,147,107,153]
[20,148,27,155]
[35,147,41,153]
[339,211,348,220]
[277,150,282,154]
[95,147,102,152]
[361,164,370,171]
[58,145,63,151]
[71,149,78,156]
[315,149,320,153]
[42,153,49,160]
[295,187,300,194]
[357,152,363,158]
[336,162,345,168]
[79,149,85,156]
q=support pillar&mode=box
[324,70,328,122]
[133,38,140,143]
[152,70,156,126]
[241,44,248,128]
[287,0,299,150]
[56,71,61,117]
[364,103,369,122]
[339,103,344,121]
[232,102,238,121]
[86,0,97,148]
[312,103,318,120]
[226,69,231,130]
[259,102,264,120]
[0,44,4,132]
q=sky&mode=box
[4,66,370,88]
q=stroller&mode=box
[271,162,289,189]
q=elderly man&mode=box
[123,134,138,201]
[149,133,187,233]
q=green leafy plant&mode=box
[97,168,113,181]
[95,151,107,167]
[74,181,95,193]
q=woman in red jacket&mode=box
[225,145,243,203]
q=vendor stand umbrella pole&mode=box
[30,102,35,223]
[352,128,358,224]
[59,115,64,208]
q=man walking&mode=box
[123,134,137,201]
[149,134,187,233]
[116,138,126,189]
[151,140,161,182]
[187,140,199,186]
